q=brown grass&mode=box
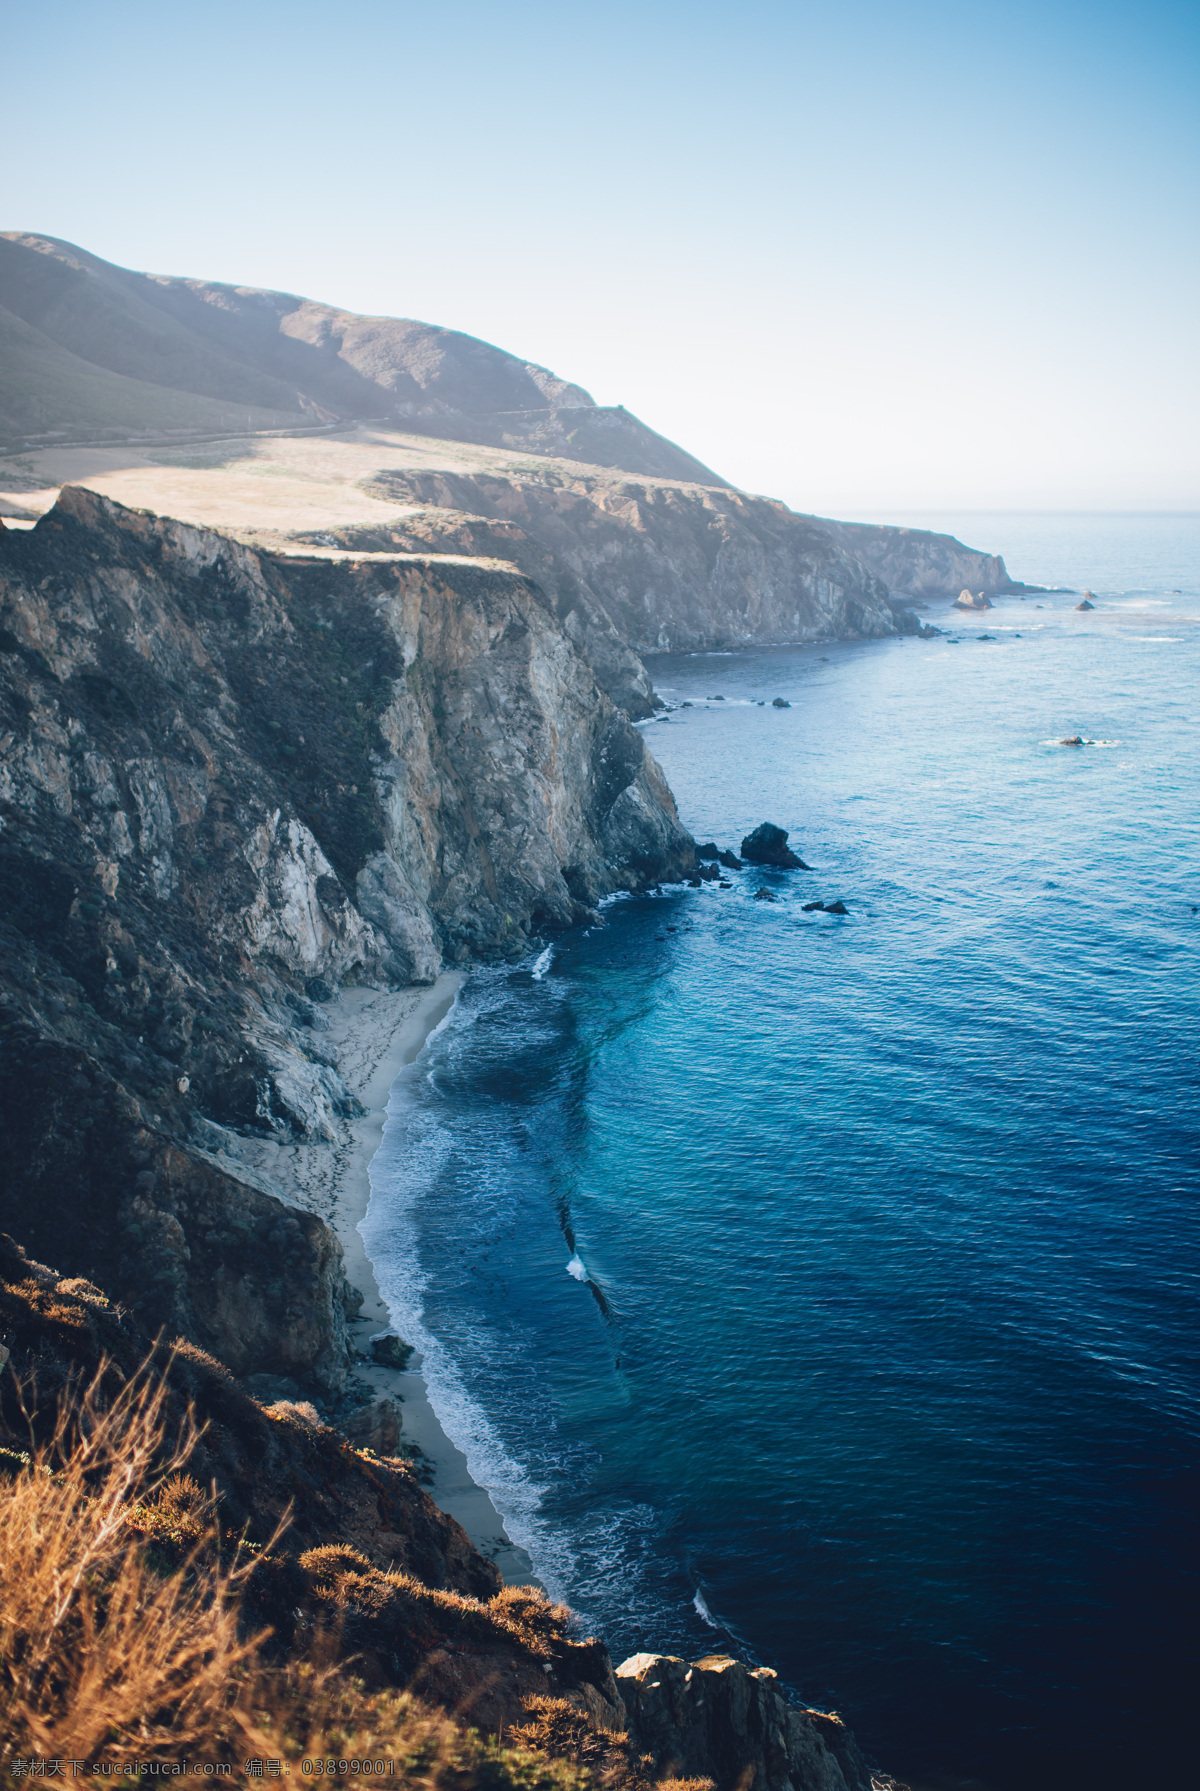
[0,1355,640,1788]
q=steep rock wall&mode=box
[0,489,692,1378]
[314,469,900,709]
[804,517,1029,601]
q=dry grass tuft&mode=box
[0,1352,629,1788]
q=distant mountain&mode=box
[0,233,724,483]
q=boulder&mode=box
[370,1332,414,1369]
[1059,736,1085,747]
[696,842,720,861]
[953,590,993,611]
[717,849,742,870]
[802,901,825,912]
[740,824,809,870]
[771,697,791,708]
[825,900,849,915]
[342,1395,402,1457]
[753,888,777,902]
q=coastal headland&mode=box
[0,231,1038,1788]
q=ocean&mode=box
[362,514,1200,1790]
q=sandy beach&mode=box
[202,973,538,1587]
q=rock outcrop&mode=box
[306,468,901,705]
[740,824,809,869]
[808,518,1029,601]
[952,589,993,611]
[617,1652,878,1791]
[0,488,692,1381]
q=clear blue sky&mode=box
[5,0,1197,511]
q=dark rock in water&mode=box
[697,862,720,882]
[753,887,777,901]
[1075,598,1095,610]
[741,823,809,869]
[681,700,694,708]
[977,634,995,641]
[772,696,791,708]
[717,849,742,869]
[802,900,825,912]
[918,623,941,638]
[696,842,720,861]
[717,880,732,888]
[687,877,702,888]
[709,694,725,701]
[825,899,849,915]
[370,1333,413,1370]
[1060,736,1085,746]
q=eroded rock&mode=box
[740,824,809,870]
[616,1651,874,1791]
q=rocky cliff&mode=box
[296,465,905,711]
[0,486,693,1389]
[805,516,1031,600]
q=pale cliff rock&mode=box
[0,488,691,1384]
[616,1652,880,1791]
[806,517,1028,602]
[301,468,900,713]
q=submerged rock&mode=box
[740,823,809,869]
[753,888,777,901]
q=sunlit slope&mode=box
[0,233,723,482]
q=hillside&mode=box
[0,233,722,482]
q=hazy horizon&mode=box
[6,0,1197,513]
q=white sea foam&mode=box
[531,945,554,980]
[566,1252,588,1282]
[693,1588,719,1627]
[361,1013,575,1600]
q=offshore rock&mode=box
[616,1652,874,1791]
[741,824,809,869]
[952,589,993,611]
[1075,596,1095,610]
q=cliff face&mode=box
[301,466,903,710]
[805,516,1029,600]
[0,488,692,1385]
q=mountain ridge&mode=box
[0,233,724,484]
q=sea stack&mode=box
[954,589,993,611]
[740,823,810,869]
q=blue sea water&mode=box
[363,515,1200,1791]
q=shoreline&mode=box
[219,973,538,1586]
